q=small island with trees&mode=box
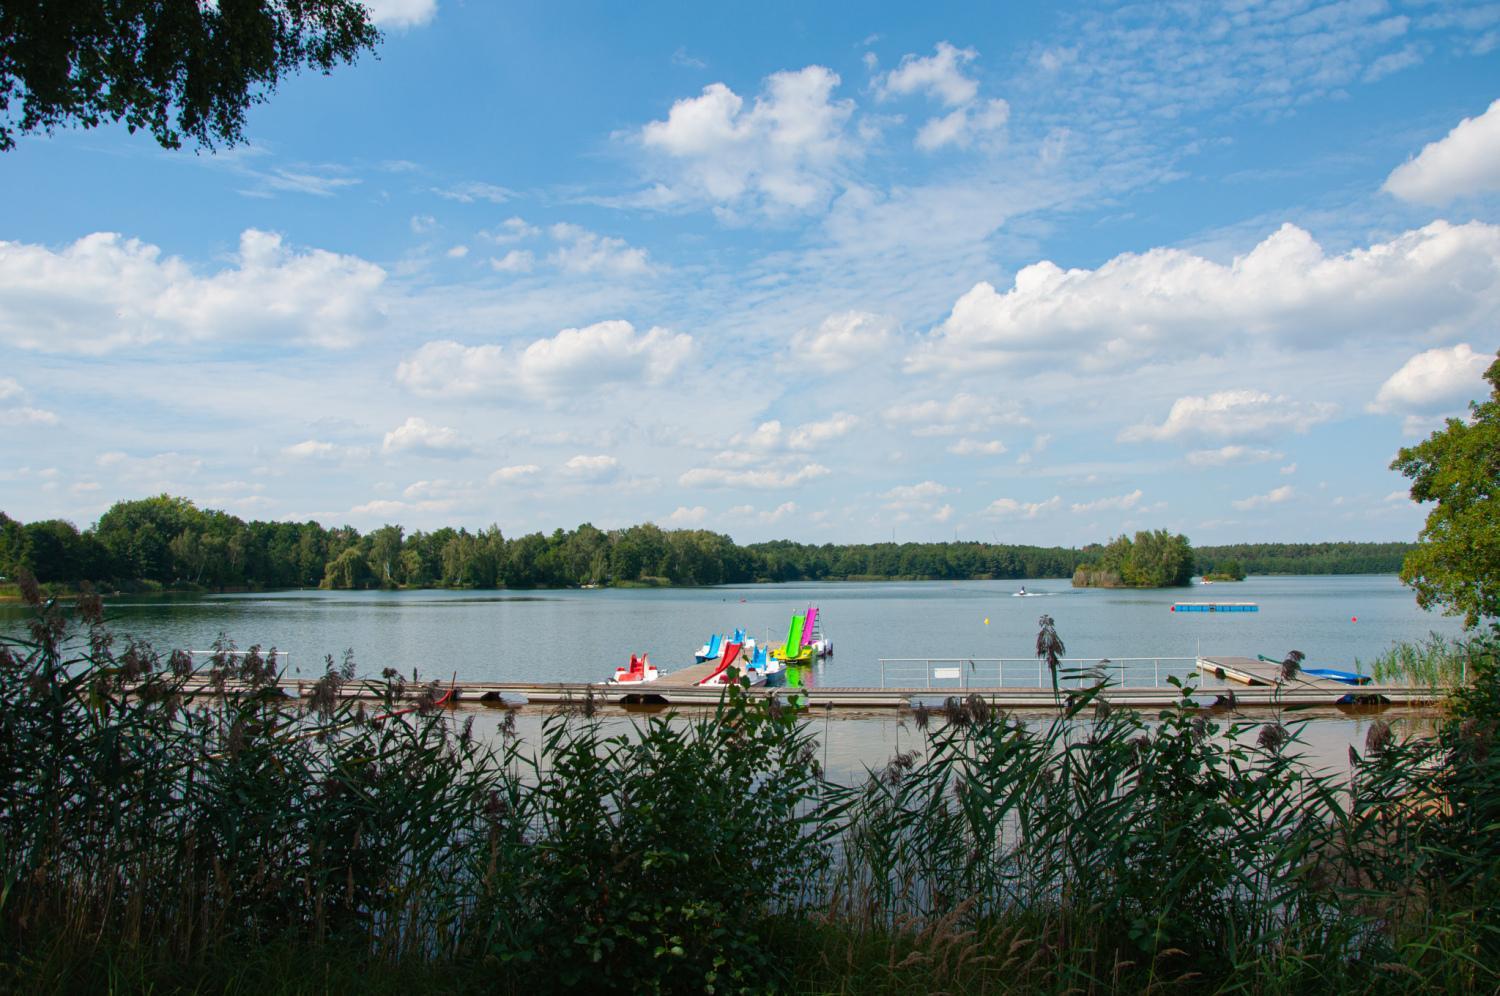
[1071,529,1196,588]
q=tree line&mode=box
[0,495,1413,592]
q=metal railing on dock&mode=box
[878,657,1202,690]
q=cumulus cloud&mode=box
[875,42,1008,151]
[909,221,1500,374]
[678,464,830,489]
[876,41,979,107]
[1233,485,1295,511]
[665,505,708,525]
[1384,98,1500,205]
[546,223,652,275]
[0,229,385,354]
[1070,489,1143,514]
[883,393,1028,436]
[639,65,857,214]
[562,454,620,480]
[482,217,541,243]
[1369,343,1492,414]
[797,311,897,372]
[883,480,955,503]
[1119,391,1336,442]
[948,438,1006,456]
[382,417,468,456]
[0,377,20,401]
[491,250,534,273]
[397,320,695,399]
[729,413,859,453]
[283,439,368,462]
[984,495,1061,518]
[488,464,540,484]
[1185,445,1283,467]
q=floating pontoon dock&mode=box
[166,654,1440,712]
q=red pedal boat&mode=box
[610,653,659,684]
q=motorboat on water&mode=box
[610,653,659,684]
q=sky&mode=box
[1,0,1498,547]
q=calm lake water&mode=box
[2,574,1464,687]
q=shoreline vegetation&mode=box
[2,496,1413,597]
[2,582,1497,993]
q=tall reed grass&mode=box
[1361,631,1478,691]
[2,577,1497,993]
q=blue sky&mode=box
[2,0,1498,546]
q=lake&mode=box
[2,574,1464,687]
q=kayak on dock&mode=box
[1256,654,1369,685]
[610,653,659,684]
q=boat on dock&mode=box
[609,653,659,684]
[803,605,832,658]
[694,632,724,663]
[1256,653,1369,685]
[771,612,814,666]
[696,640,763,687]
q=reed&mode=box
[1361,631,1478,691]
[1,578,1497,993]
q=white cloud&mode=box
[876,42,979,107]
[910,221,1500,374]
[363,0,438,28]
[96,451,203,486]
[875,43,1007,151]
[947,438,1006,456]
[883,480,954,502]
[1280,463,1298,476]
[678,463,830,489]
[1070,489,1143,514]
[797,311,897,372]
[433,180,514,203]
[491,250,534,273]
[546,223,652,275]
[562,454,620,480]
[489,464,540,485]
[883,393,1028,436]
[915,98,1009,152]
[397,320,695,399]
[0,377,20,401]
[1185,445,1283,467]
[1370,343,1491,414]
[730,413,858,452]
[788,413,859,450]
[481,217,540,243]
[382,417,468,456]
[665,505,708,525]
[984,495,1061,518]
[0,406,58,426]
[1233,485,1295,511]
[283,439,368,462]
[446,245,469,259]
[639,65,857,214]
[410,214,437,234]
[1119,391,1336,442]
[0,229,385,353]
[1384,98,1500,205]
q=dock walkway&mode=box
[167,654,1440,712]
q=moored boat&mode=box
[609,653,659,684]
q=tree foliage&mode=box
[0,0,380,151]
[1391,350,1500,630]
[1072,529,1195,588]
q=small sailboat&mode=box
[610,653,659,684]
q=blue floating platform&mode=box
[1172,602,1258,613]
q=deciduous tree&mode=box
[1392,350,1500,630]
